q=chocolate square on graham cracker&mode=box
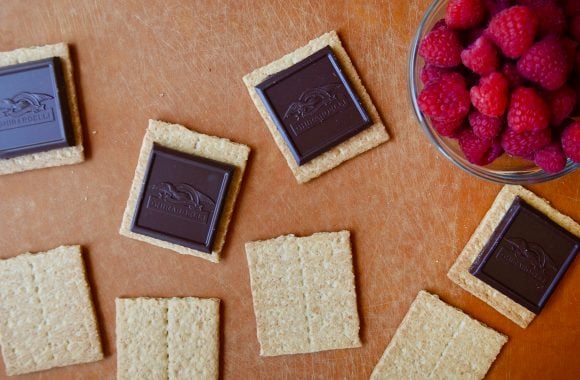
[0,58,74,158]
[131,144,234,253]
[243,31,389,183]
[255,46,371,165]
[448,185,580,328]
[120,120,250,263]
[469,197,578,314]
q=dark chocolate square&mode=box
[469,197,578,313]
[131,144,235,253]
[255,46,371,165]
[0,57,74,159]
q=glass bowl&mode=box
[408,0,578,184]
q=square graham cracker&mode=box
[119,119,250,263]
[371,291,507,380]
[447,185,580,328]
[116,297,220,380]
[0,246,103,376]
[0,43,84,176]
[245,230,361,356]
[243,31,389,184]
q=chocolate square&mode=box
[470,197,578,313]
[255,46,371,165]
[0,57,74,159]
[131,144,234,253]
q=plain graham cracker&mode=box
[245,230,361,356]
[119,119,250,263]
[0,246,103,376]
[371,291,507,380]
[0,43,84,176]
[447,185,580,328]
[243,31,389,184]
[115,297,220,380]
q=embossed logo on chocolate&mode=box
[283,84,350,136]
[494,237,558,289]
[146,182,216,224]
[0,92,55,131]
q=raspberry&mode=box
[571,16,580,41]
[458,129,498,164]
[564,0,580,15]
[548,86,577,126]
[534,143,567,173]
[485,6,538,58]
[517,36,573,91]
[420,64,452,85]
[470,72,509,117]
[432,19,449,31]
[419,73,471,120]
[561,121,580,162]
[419,26,463,67]
[461,36,500,75]
[469,111,504,139]
[431,117,465,136]
[446,0,486,29]
[507,87,550,133]
[501,127,551,157]
[483,0,514,16]
[501,62,524,88]
[517,0,566,36]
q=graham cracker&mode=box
[447,185,580,328]
[0,246,103,376]
[243,31,389,184]
[119,119,250,263]
[245,230,361,356]
[116,297,220,380]
[0,43,84,176]
[371,291,507,380]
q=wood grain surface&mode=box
[0,1,578,379]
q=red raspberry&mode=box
[517,36,573,91]
[548,86,577,126]
[432,19,449,31]
[517,0,566,36]
[431,117,465,136]
[458,129,500,164]
[420,64,452,85]
[571,16,580,41]
[564,0,580,15]
[507,87,550,133]
[469,111,504,139]
[501,62,524,88]
[461,36,500,75]
[419,73,471,120]
[501,127,551,157]
[561,121,580,162]
[470,72,509,117]
[483,0,514,16]
[419,26,463,67]
[534,143,567,173]
[446,0,486,29]
[485,6,538,58]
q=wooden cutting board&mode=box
[0,1,578,378]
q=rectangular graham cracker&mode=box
[448,185,580,328]
[245,230,361,356]
[243,31,389,184]
[371,291,507,380]
[116,297,220,380]
[119,119,250,263]
[0,43,84,176]
[0,246,103,376]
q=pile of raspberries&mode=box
[418,0,579,173]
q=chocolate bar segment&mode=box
[470,197,578,314]
[255,46,371,165]
[131,144,234,253]
[0,57,74,159]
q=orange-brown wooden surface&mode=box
[0,1,578,379]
